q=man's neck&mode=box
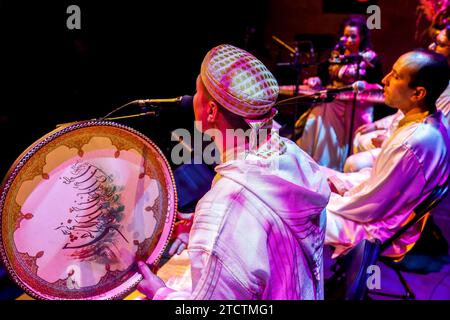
[400,104,432,117]
[221,142,249,163]
[213,126,249,163]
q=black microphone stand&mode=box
[55,100,159,128]
[273,36,315,139]
[292,47,303,139]
[347,55,362,159]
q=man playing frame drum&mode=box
[137,44,331,300]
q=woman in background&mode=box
[296,15,383,171]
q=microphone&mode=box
[99,95,193,121]
[330,51,377,67]
[316,80,376,95]
[329,53,362,65]
[135,95,193,110]
[334,53,361,60]
[333,37,347,53]
[274,81,382,107]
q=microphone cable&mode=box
[99,100,144,121]
[275,92,332,107]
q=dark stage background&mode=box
[0,0,271,179]
[0,0,422,180]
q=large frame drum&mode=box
[0,121,177,299]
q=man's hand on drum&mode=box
[137,261,166,299]
[168,211,194,256]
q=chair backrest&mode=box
[380,183,449,253]
[340,238,381,300]
[326,182,448,300]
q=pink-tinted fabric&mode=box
[297,99,374,171]
[325,111,450,258]
[153,137,330,300]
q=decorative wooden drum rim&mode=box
[0,121,177,299]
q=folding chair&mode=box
[325,182,449,300]
[325,238,381,300]
[370,183,449,299]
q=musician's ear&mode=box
[207,101,219,123]
[412,86,426,103]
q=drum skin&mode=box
[0,121,177,300]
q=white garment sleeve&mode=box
[326,168,372,194]
[153,249,254,300]
[327,142,427,224]
[437,96,450,122]
[436,83,450,120]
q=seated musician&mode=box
[323,50,450,259]
[296,15,383,171]
[136,44,331,299]
[345,25,450,173]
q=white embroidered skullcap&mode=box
[200,44,279,119]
